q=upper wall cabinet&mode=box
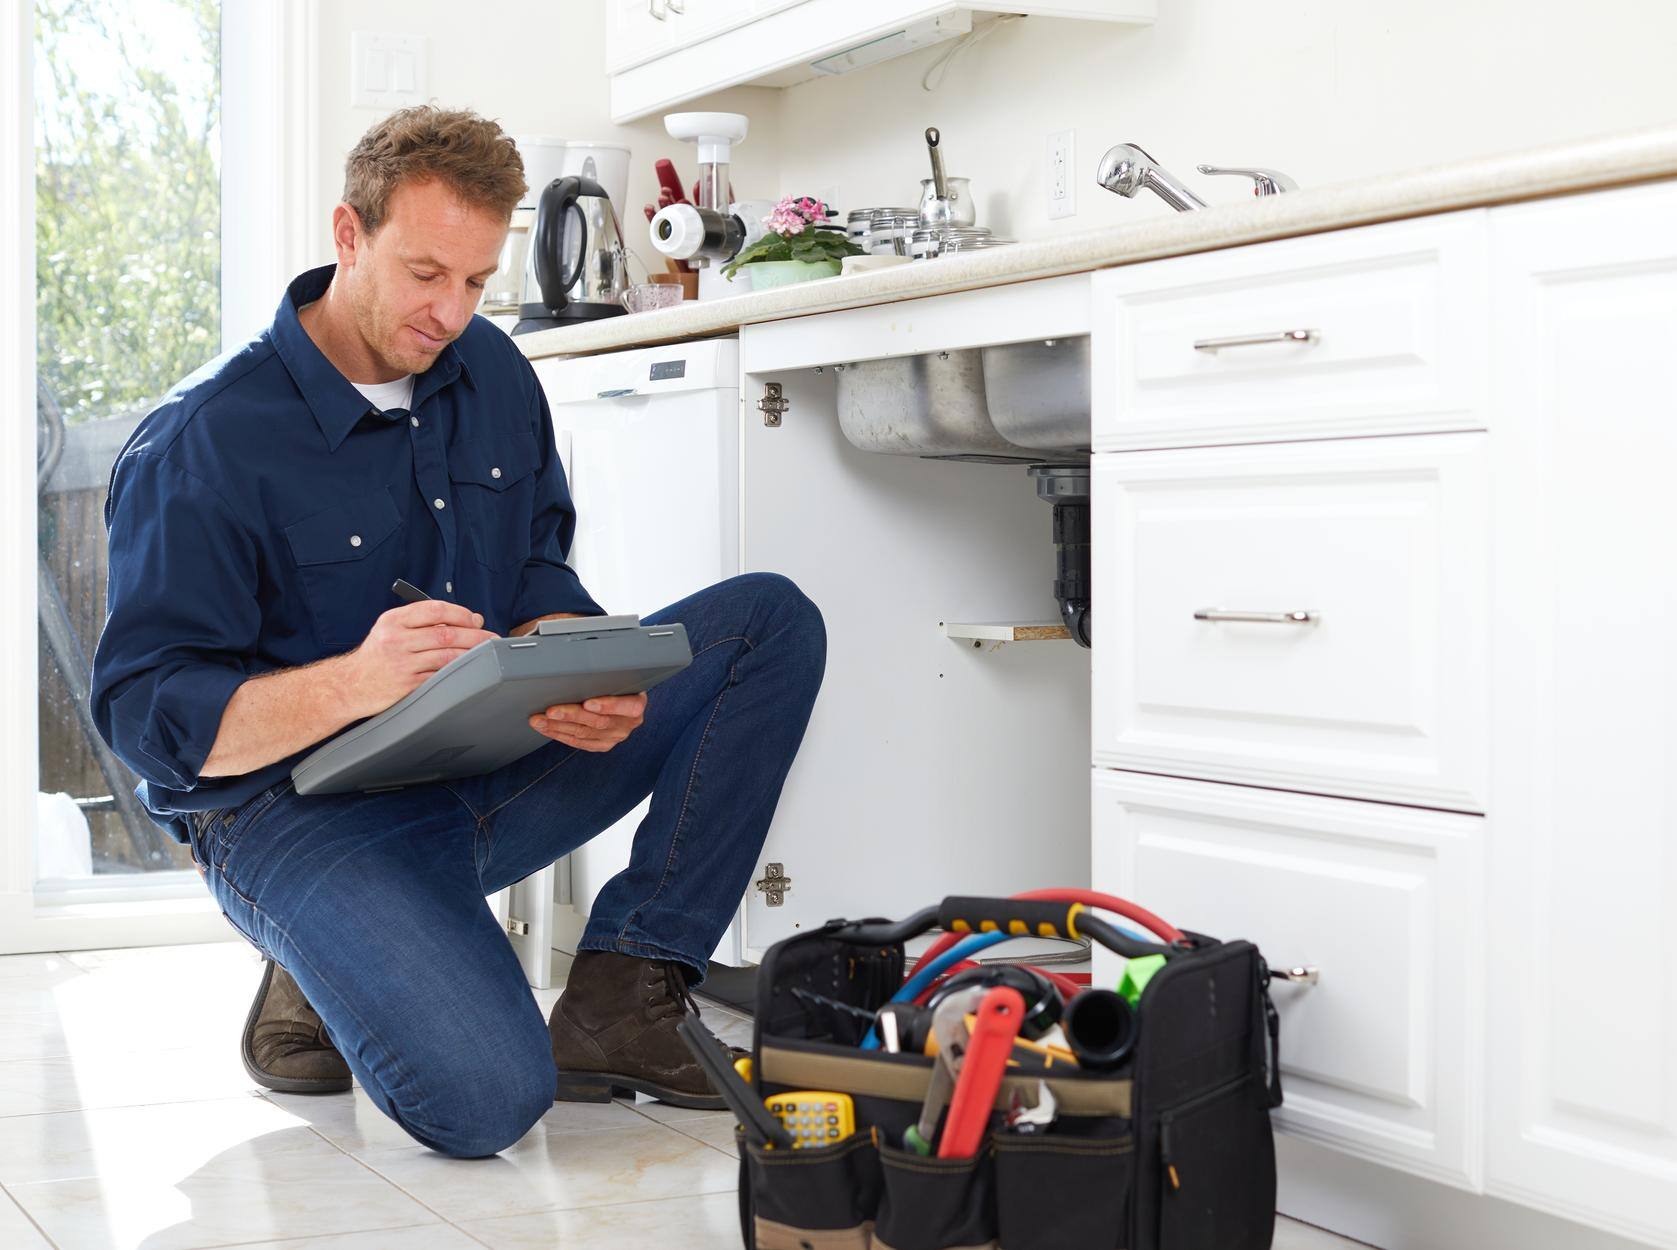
[607,0,1157,123]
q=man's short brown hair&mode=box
[343,106,527,234]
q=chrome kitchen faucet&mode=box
[1096,143,1296,210]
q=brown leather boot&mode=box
[242,959,352,1094]
[550,950,736,1110]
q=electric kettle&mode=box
[513,175,628,335]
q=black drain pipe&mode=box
[1029,464,1092,649]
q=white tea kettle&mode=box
[513,174,628,335]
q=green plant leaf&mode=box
[722,225,863,277]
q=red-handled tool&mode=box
[937,986,1025,1158]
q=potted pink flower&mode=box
[721,196,863,289]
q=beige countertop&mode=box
[516,123,1677,362]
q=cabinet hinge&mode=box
[755,862,792,906]
[505,916,530,937]
[757,382,789,427]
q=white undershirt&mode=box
[352,374,416,414]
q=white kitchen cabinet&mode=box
[1086,180,1677,1248]
[607,0,675,72]
[1091,211,1488,451]
[607,0,1156,124]
[1091,770,1485,1187]
[1091,433,1490,812]
[608,0,770,73]
[1482,179,1677,1248]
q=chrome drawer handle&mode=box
[648,0,666,19]
[1193,608,1319,625]
[666,0,684,11]
[1193,328,1319,353]
[1270,965,1320,986]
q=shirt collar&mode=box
[269,264,476,453]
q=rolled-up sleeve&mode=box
[508,379,604,627]
[91,451,258,792]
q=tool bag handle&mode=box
[827,898,1177,961]
[936,895,1176,960]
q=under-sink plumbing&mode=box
[1029,465,1091,649]
[829,342,1094,648]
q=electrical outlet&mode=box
[1047,129,1075,220]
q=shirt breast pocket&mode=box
[449,432,538,571]
[283,487,404,653]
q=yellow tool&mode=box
[765,1091,856,1148]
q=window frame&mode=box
[0,0,319,953]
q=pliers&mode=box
[905,986,986,1155]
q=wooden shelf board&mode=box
[942,621,1072,643]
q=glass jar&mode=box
[868,209,922,256]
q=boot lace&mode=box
[646,960,701,1022]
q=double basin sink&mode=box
[834,337,1090,462]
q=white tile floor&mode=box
[0,942,1372,1249]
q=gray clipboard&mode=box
[291,615,692,796]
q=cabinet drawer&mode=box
[1092,212,1487,449]
[1091,433,1488,811]
[1091,770,1483,1187]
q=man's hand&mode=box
[530,693,647,753]
[343,600,499,719]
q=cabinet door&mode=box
[674,0,762,47]
[1091,770,1484,1187]
[1486,180,1677,1248]
[1091,433,1490,811]
[607,0,676,72]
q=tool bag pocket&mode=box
[1152,1077,1275,1250]
[873,1139,997,1250]
[741,1129,882,1250]
[992,1129,1134,1250]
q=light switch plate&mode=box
[1047,128,1075,220]
[352,32,427,110]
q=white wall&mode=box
[772,0,1677,243]
[306,0,1677,276]
[308,0,781,279]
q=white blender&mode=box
[649,112,775,301]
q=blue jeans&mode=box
[187,573,825,1157]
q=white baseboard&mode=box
[1277,1134,1653,1250]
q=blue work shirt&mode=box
[91,264,603,843]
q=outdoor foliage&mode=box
[34,0,222,426]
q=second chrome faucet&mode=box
[1096,143,1297,211]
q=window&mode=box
[1,0,312,947]
[34,0,224,879]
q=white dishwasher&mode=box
[510,336,745,982]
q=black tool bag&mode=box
[735,896,1284,1250]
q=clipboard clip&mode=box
[535,614,643,637]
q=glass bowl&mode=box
[622,283,684,313]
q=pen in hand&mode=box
[392,576,491,644]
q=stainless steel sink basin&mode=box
[835,350,1039,462]
[979,337,1091,455]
